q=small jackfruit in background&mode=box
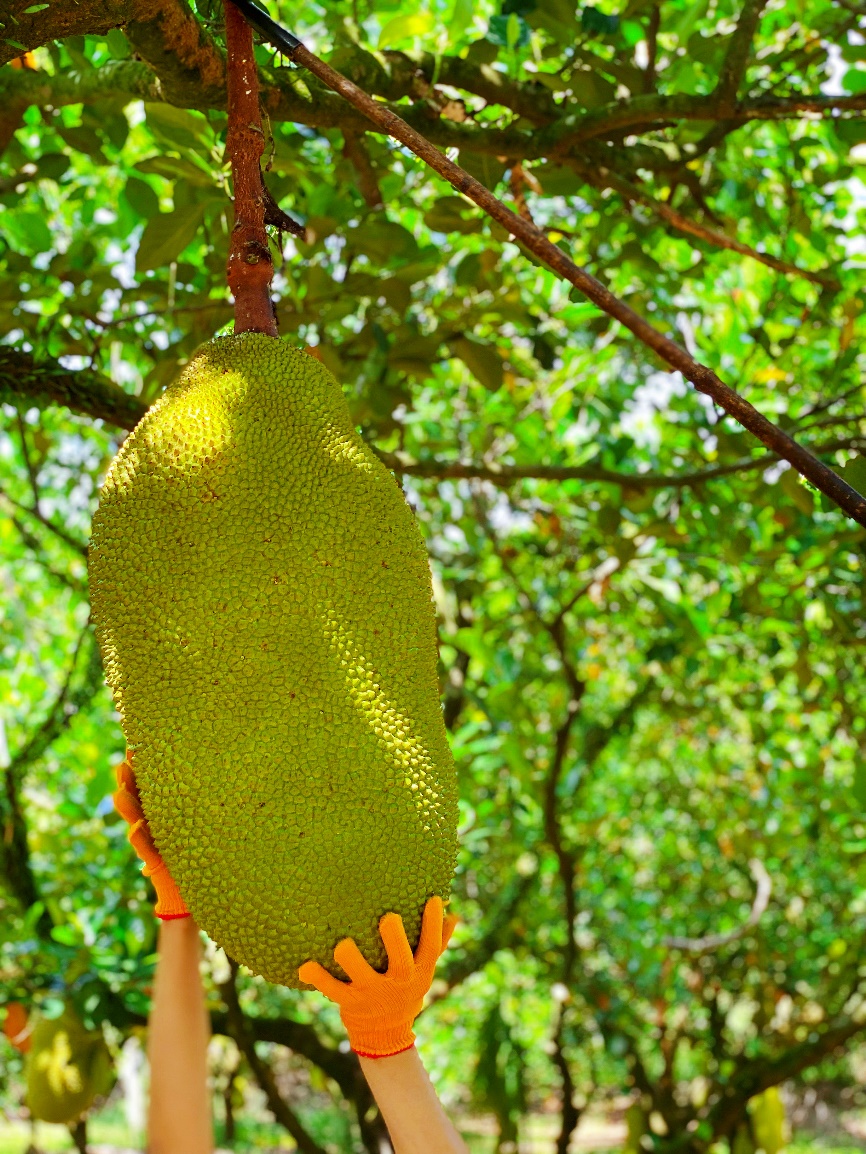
[26,1009,114,1124]
[89,334,459,986]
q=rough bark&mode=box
[224,0,277,335]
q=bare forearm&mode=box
[148,918,213,1154]
[359,1049,467,1154]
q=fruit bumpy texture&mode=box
[89,334,458,986]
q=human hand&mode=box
[298,896,457,1058]
[113,755,189,920]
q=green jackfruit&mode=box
[89,333,458,986]
[26,1010,114,1124]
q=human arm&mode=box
[358,1048,467,1154]
[147,916,214,1154]
[113,756,213,1154]
[298,897,468,1154]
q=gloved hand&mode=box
[113,755,189,921]
[298,896,458,1059]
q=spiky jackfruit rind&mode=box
[89,334,459,987]
[26,1012,114,1124]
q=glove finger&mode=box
[379,912,413,981]
[441,912,459,955]
[298,961,350,1004]
[333,937,376,985]
[128,820,161,870]
[414,895,444,973]
[113,785,143,826]
[115,759,140,801]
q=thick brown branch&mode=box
[0,347,148,428]
[0,0,143,66]
[124,0,225,106]
[224,0,276,335]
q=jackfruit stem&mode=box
[224,0,278,337]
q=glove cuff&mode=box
[342,1016,417,1059]
[354,1040,416,1060]
[147,861,190,920]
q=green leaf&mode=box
[144,103,212,152]
[458,152,507,190]
[450,334,504,391]
[580,6,621,35]
[105,28,130,59]
[136,206,205,271]
[447,0,476,43]
[35,151,69,181]
[55,124,107,161]
[843,67,866,94]
[348,219,420,263]
[123,176,161,219]
[23,4,49,12]
[424,196,483,234]
[853,763,866,810]
[135,154,214,187]
[378,12,435,49]
[5,210,52,253]
[841,455,866,494]
[488,13,531,48]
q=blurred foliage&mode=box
[1,0,866,1150]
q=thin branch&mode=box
[716,0,770,112]
[643,5,660,94]
[342,131,383,208]
[3,351,862,497]
[662,859,772,953]
[1,629,102,932]
[0,484,89,558]
[226,12,866,525]
[552,1003,582,1154]
[3,506,87,594]
[586,165,838,288]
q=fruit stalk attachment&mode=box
[224,0,278,336]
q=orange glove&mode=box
[298,896,457,1059]
[113,755,189,921]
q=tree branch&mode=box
[342,131,383,208]
[231,15,866,526]
[585,165,839,288]
[0,0,144,67]
[218,963,329,1154]
[3,350,862,501]
[716,0,770,113]
[124,0,225,106]
[224,0,276,335]
[662,859,772,952]
[1,629,102,932]
[0,347,148,428]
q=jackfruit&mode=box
[89,333,458,986]
[26,1009,114,1124]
